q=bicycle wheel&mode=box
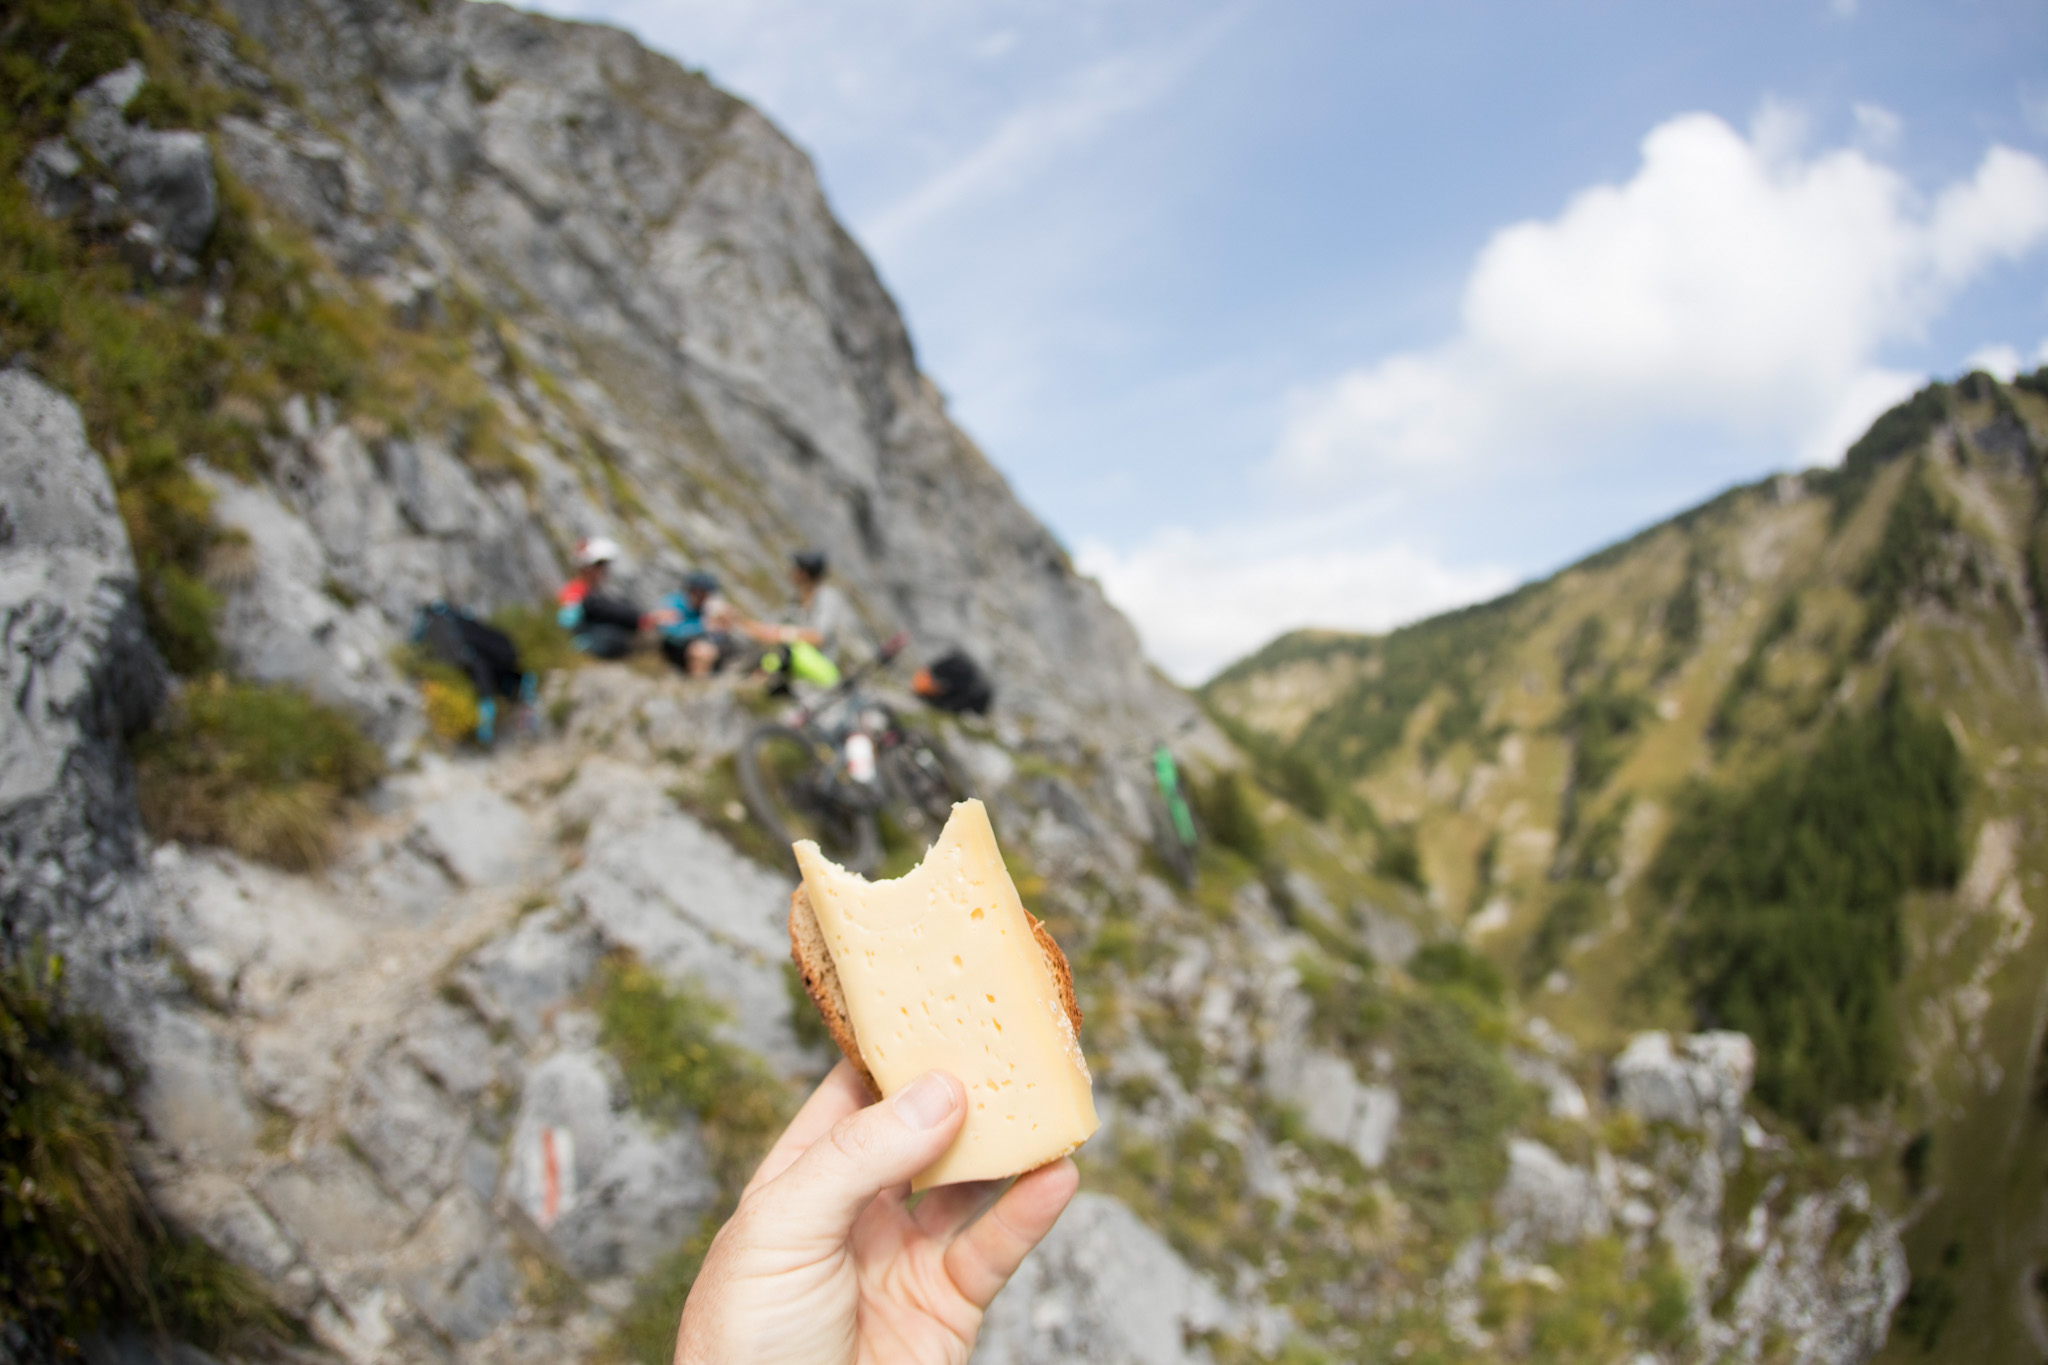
[881,730,971,836]
[737,724,881,875]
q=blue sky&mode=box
[517,0,2048,680]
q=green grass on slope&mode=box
[3,0,529,674]
[1816,380,1953,525]
[1,960,286,1356]
[590,954,794,1364]
[1856,464,1960,654]
[1289,597,1528,782]
[1650,677,1966,1133]
[133,677,385,870]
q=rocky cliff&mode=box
[2,2,1930,1362]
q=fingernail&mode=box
[893,1071,958,1130]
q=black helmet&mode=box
[683,569,719,595]
[791,549,828,579]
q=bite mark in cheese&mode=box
[794,799,1099,1188]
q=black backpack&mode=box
[919,648,993,715]
[413,602,525,701]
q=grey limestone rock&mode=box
[190,463,420,746]
[557,758,809,1072]
[130,1004,260,1164]
[453,907,603,1044]
[409,783,537,888]
[148,842,364,1014]
[1493,1137,1610,1255]
[1611,1029,1754,1148]
[0,370,164,989]
[1271,1048,1399,1170]
[343,1050,474,1213]
[64,62,219,261]
[113,130,219,255]
[256,1141,413,1261]
[1707,1180,1909,1365]
[505,1044,719,1282]
[217,0,1204,749]
[973,1192,1233,1365]
[386,1187,521,1342]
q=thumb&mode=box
[754,1070,965,1246]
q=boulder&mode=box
[0,370,164,983]
[452,908,602,1044]
[1610,1029,1754,1143]
[1274,1048,1400,1170]
[65,62,219,259]
[256,1142,412,1260]
[149,842,364,1013]
[974,1192,1235,1365]
[1493,1138,1610,1254]
[505,1045,719,1281]
[115,130,218,255]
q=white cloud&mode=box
[1965,344,2023,381]
[1853,102,1901,150]
[1078,529,1515,684]
[1274,113,2048,486]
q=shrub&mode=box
[1374,822,1425,888]
[492,602,582,676]
[419,677,481,746]
[1651,677,1965,1131]
[593,954,792,1364]
[1856,466,1956,654]
[1289,593,1525,781]
[1295,951,1387,1056]
[1408,941,1504,1006]
[1192,770,1267,865]
[1385,992,1525,1240]
[1820,382,1949,523]
[1525,883,1600,985]
[1561,685,1648,796]
[1710,594,1801,746]
[1659,553,1704,672]
[1,960,282,1356]
[1559,615,1604,691]
[133,678,384,870]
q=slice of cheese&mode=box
[794,799,1099,1189]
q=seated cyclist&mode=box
[740,549,868,690]
[649,569,736,677]
[556,536,645,659]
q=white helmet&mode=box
[575,535,621,567]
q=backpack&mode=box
[916,649,993,715]
[413,602,526,701]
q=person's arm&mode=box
[674,1062,1077,1365]
[738,617,821,646]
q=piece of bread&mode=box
[787,883,1082,1100]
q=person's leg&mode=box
[580,624,634,659]
[659,636,694,673]
[685,637,718,677]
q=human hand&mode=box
[673,1061,1080,1365]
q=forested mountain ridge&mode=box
[1206,370,2048,1362]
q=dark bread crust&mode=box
[787,885,1084,1100]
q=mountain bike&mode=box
[1149,744,1200,887]
[736,635,971,876]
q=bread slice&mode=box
[787,884,1083,1100]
